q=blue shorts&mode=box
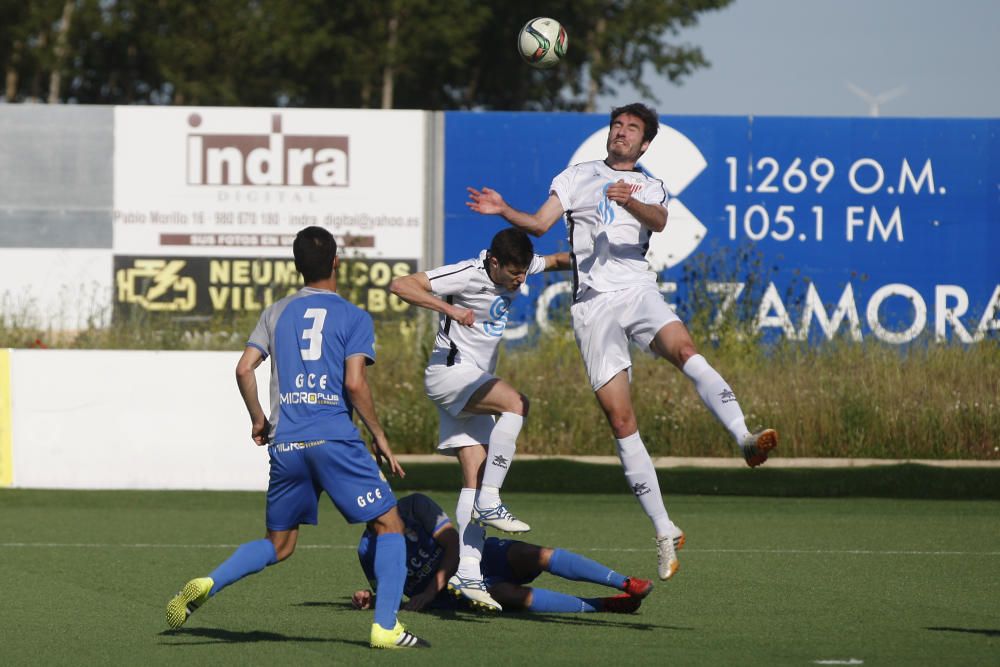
[482,538,539,587]
[426,537,540,610]
[265,439,396,530]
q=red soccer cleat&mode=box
[622,576,653,599]
[601,593,642,614]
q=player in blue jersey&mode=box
[165,226,428,650]
[390,229,569,612]
[351,494,653,615]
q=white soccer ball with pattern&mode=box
[517,17,568,69]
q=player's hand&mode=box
[351,589,374,610]
[402,590,435,612]
[450,306,475,327]
[371,434,406,478]
[251,417,271,446]
[605,179,634,207]
[466,186,506,215]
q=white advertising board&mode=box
[113,107,427,260]
[10,350,271,490]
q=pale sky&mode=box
[596,0,1000,118]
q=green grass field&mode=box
[1,488,997,665]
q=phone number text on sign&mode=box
[721,156,942,244]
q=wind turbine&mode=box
[846,82,907,117]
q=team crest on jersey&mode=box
[483,295,512,337]
[598,181,643,225]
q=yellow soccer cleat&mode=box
[166,577,213,629]
[370,620,431,649]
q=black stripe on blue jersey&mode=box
[566,210,580,302]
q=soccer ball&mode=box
[517,17,568,69]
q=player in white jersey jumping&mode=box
[466,103,778,582]
[390,228,569,612]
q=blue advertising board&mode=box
[444,112,999,344]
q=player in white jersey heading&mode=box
[466,103,778,581]
[390,228,569,612]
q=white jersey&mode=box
[425,249,547,373]
[550,160,668,300]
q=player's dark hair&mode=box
[488,228,534,268]
[610,103,659,144]
[293,226,337,283]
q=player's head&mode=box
[487,228,533,291]
[607,103,658,162]
[293,226,338,284]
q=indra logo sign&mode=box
[186,113,349,187]
[568,123,708,269]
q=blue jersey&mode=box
[247,287,376,444]
[357,494,451,598]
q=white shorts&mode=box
[571,284,681,391]
[424,362,497,453]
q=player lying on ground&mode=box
[165,226,427,650]
[352,493,653,614]
[467,102,777,582]
[389,228,569,612]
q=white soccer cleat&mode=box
[655,530,685,581]
[740,429,779,468]
[472,500,530,533]
[447,574,502,612]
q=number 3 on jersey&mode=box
[300,308,327,360]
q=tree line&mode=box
[1,0,731,110]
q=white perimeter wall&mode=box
[0,249,113,329]
[9,349,271,489]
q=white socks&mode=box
[616,432,676,537]
[681,354,749,442]
[456,487,486,579]
[478,412,523,506]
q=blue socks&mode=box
[373,533,406,630]
[207,538,278,596]
[528,587,601,613]
[548,548,627,590]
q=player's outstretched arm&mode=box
[235,346,270,445]
[466,187,564,237]
[344,355,405,478]
[403,525,459,612]
[389,272,474,326]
